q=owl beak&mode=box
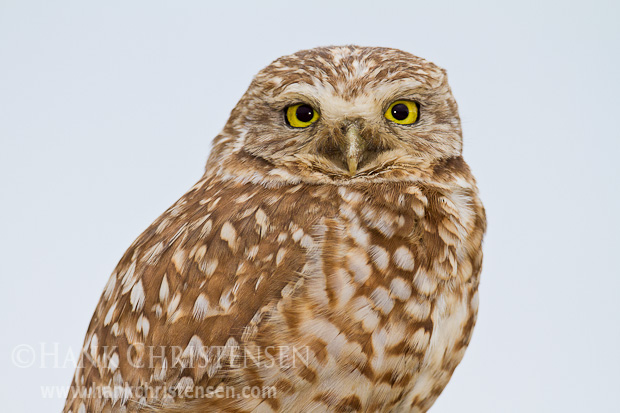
[345,124,363,176]
[347,156,358,176]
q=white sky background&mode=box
[1,1,619,411]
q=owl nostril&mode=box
[340,119,362,131]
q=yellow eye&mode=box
[384,100,419,125]
[285,103,319,128]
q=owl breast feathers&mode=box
[64,46,486,413]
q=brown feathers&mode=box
[64,46,485,413]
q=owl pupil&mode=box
[296,105,314,122]
[391,103,409,121]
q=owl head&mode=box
[208,46,463,184]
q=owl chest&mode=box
[272,190,476,405]
[277,240,472,411]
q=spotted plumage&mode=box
[64,46,486,413]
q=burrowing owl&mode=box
[64,46,486,413]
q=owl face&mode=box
[214,46,463,183]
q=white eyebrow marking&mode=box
[279,78,427,124]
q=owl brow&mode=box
[384,84,428,98]
[271,93,322,111]
[379,88,431,110]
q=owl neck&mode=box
[205,146,473,189]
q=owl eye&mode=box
[384,100,419,125]
[285,104,319,128]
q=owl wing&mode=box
[63,175,329,412]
